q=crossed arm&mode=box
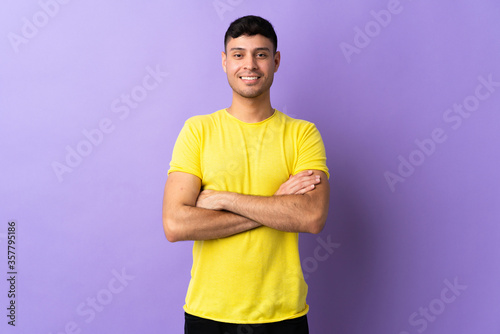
[162,170,330,242]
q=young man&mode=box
[163,15,330,334]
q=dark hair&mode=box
[224,15,278,53]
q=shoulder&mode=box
[184,109,225,126]
[276,110,319,133]
[179,110,226,135]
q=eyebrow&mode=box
[229,47,272,52]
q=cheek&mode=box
[226,61,239,72]
[262,61,275,74]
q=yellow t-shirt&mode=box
[168,109,329,324]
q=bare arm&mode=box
[162,170,322,242]
[196,170,330,234]
[162,172,260,242]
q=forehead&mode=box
[226,34,273,51]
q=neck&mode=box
[226,91,274,123]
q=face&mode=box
[222,34,280,99]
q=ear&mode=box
[221,51,227,73]
[273,51,281,73]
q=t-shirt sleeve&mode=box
[168,118,202,179]
[294,123,330,179]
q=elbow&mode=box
[307,218,325,234]
[163,216,182,243]
[306,210,328,234]
[163,204,193,242]
[302,189,330,234]
[165,231,179,243]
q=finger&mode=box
[276,171,318,195]
[288,174,320,189]
[286,180,315,194]
[290,172,319,184]
[292,176,321,194]
[297,183,316,194]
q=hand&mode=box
[274,170,321,196]
[196,190,226,210]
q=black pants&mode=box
[185,312,309,334]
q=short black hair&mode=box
[224,15,278,53]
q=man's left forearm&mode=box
[198,170,330,234]
[225,191,328,233]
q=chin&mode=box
[238,91,265,99]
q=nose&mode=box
[243,56,257,70]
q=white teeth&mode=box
[241,77,258,80]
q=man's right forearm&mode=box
[162,170,321,242]
[163,205,261,242]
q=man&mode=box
[163,15,330,334]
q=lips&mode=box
[239,75,261,84]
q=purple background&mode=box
[1,0,499,333]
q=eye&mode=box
[233,54,242,59]
[257,53,267,58]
